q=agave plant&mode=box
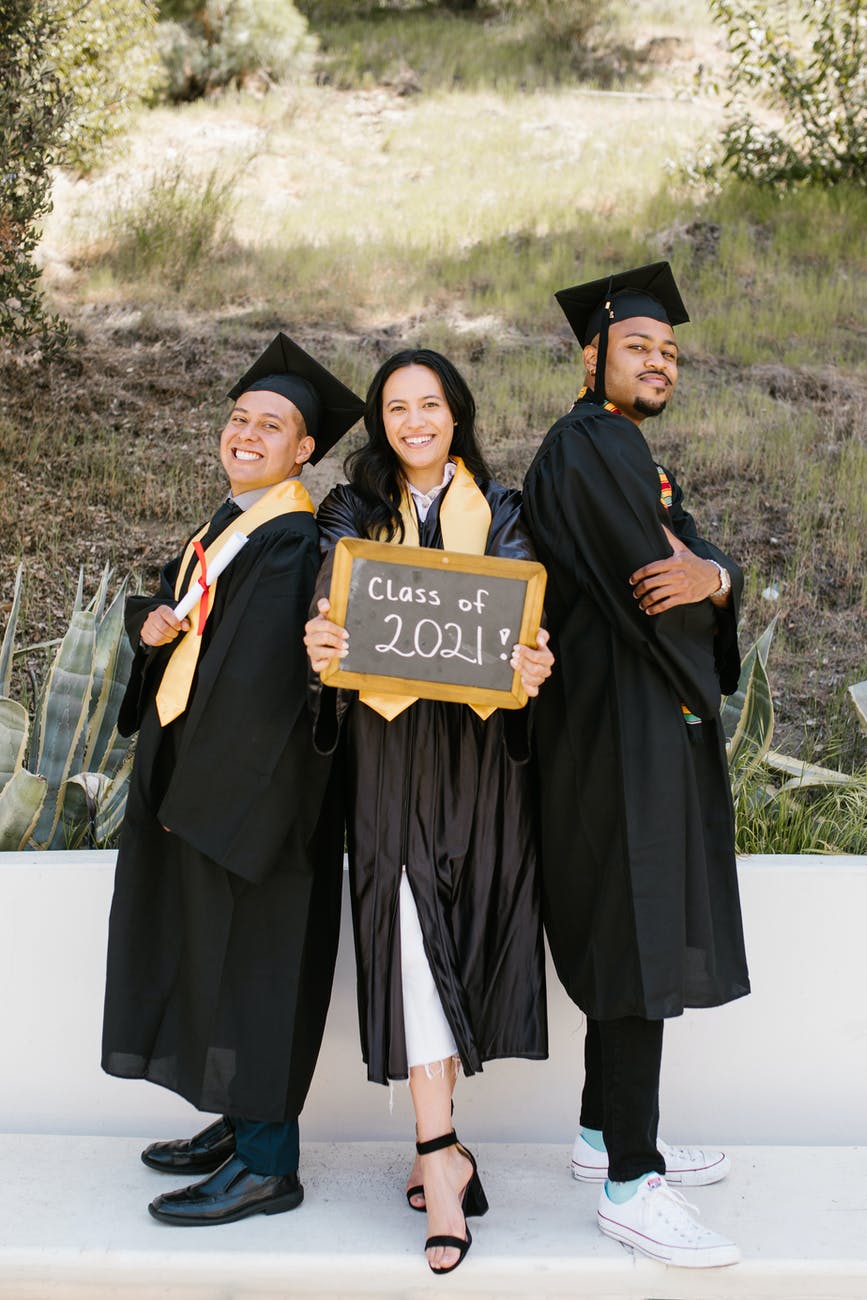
[722,616,859,808]
[0,563,135,851]
[850,680,867,736]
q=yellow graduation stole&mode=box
[155,478,315,726]
[358,457,495,722]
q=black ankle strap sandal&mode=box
[414,1130,489,1274]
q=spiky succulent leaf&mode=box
[57,772,110,848]
[84,582,133,773]
[0,698,29,792]
[726,642,774,774]
[764,750,858,791]
[850,681,867,735]
[94,747,135,844]
[721,616,777,744]
[0,564,23,697]
[31,609,97,847]
[72,566,86,616]
[0,768,46,851]
[85,562,113,621]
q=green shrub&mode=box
[156,0,314,101]
[296,0,612,92]
[50,0,165,172]
[0,0,70,353]
[490,0,606,46]
[707,0,867,187]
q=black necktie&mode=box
[180,500,243,593]
[199,498,242,549]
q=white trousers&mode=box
[399,870,458,1069]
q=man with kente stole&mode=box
[522,264,749,1268]
[102,334,364,1226]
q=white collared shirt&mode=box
[407,460,456,524]
[229,486,271,512]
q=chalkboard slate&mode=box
[321,538,546,709]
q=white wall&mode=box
[1,853,865,1145]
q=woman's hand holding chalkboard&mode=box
[510,628,553,697]
[304,598,349,674]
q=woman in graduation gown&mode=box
[305,349,552,1274]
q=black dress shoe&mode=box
[148,1155,303,1226]
[141,1117,236,1174]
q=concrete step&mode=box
[0,1136,864,1299]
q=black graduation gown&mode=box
[522,400,750,1022]
[102,505,344,1122]
[312,479,547,1084]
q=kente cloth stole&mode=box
[574,384,621,416]
[358,457,495,723]
[155,479,315,726]
[656,465,700,726]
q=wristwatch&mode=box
[710,561,731,598]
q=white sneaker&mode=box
[571,1130,730,1186]
[597,1174,741,1268]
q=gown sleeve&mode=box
[664,467,743,695]
[523,413,726,719]
[117,554,185,737]
[482,481,538,763]
[308,486,361,755]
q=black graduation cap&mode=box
[555,262,689,402]
[228,333,365,464]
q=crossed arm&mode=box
[630,523,730,616]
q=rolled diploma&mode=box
[172,530,249,621]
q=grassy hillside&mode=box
[1,2,865,773]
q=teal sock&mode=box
[605,1174,651,1204]
[580,1126,607,1152]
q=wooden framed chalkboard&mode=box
[321,538,547,709]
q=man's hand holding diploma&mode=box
[142,530,251,648]
[141,606,190,647]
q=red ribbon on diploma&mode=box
[191,539,210,635]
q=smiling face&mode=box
[219,388,314,495]
[584,315,679,425]
[382,363,456,493]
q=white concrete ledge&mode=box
[1,853,866,1143]
[0,1136,865,1300]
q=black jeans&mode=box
[231,1117,300,1175]
[579,1016,665,1182]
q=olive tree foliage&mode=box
[708,0,867,186]
[0,0,70,352]
[1,0,162,352]
[51,0,164,172]
[157,0,315,101]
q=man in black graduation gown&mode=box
[522,264,749,1268]
[102,334,363,1225]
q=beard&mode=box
[633,395,669,418]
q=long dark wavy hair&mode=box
[345,349,493,542]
